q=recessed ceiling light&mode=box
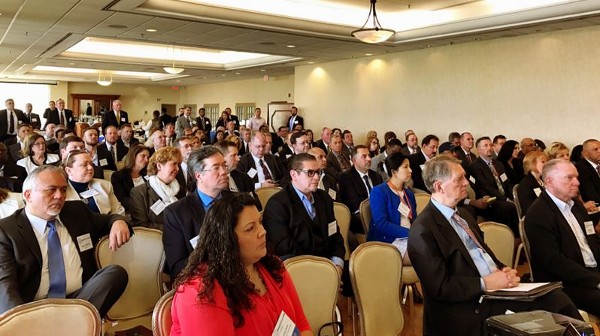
[365,53,372,56]
[145,28,157,32]
[286,45,296,48]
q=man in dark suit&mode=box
[238,128,251,156]
[224,107,240,131]
[307,147,338,199]
[159,108,172,129]
[0,143,27,190]
[6,123,33,163]
[314,127,332,153]
[0,98,26,140]
[117,123,139,153]
[237,132,284,190]
[526,159,600,316]
[263,153,345,268]
[163,147,230,277]
[409,134,439,193]
[195,107,211,134]
[339,145,383,234]
[96,126,120,171]
[42,100,57,129]
[325,134,351,181]
[576,139,600,204]
[102,100,129,132]
[408,155,581,336]
[401,132,421,156]
[23,103,41,130]
[44,99,75,130]
[287,106,304,131]
[468,136,519,234]
[0,165,132,317]
[270,126,288,155]
[455,131,476,172]
[214,141,262,208]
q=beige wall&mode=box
[295,25,600,148]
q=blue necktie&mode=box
[303,196,316,219]
[47,220,66,298]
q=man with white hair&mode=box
[102,100,129,131]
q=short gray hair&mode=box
[188,146,222,177]
[22,165,67,201]
[541,158,572,183]
[422,155,462,193]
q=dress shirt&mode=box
[181,162,188,183]
[197,189,219,211]
[547,191,598,267]
[357,170,372,197]
[26,210,83,300]
[431,198,498,285]
[586,159,600,176]
[251,154,273,189]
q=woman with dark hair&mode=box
[213,130,225,144]
[380,131,397,153]
[571,144,583,163]
[497,140,524,185]
[110,144,150,211]
[171,193,312,335]
[305,129,316,148]
[331,128,342,138]
[367,152,416,264]
[16,133,60,173]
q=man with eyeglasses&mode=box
[163,146,231,277]
[237,132,284,190]
[263,153,345,278]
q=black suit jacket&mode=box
[230,169,255,193]
[338,167,383,213]
[96,143,117,171]
[44,109,75,130]
[468,157,512,201]
[236,153,285,184]
[114,139,133,162]
[455,148,477,172]
[526,191,600,289]
[315,139,329,153]
[408,201,504,336]
[409,152,429,193]
[8,143,23,162]
[110,169,143,211]
[23,113,41,130]
[1,162,27,185]
[263,184,345,261]
[0,109,25,138]
[287,115,304,129]
[159,114,172,128]
[102,110,129,131]
[516,173,543,214]
[576,159,600,204]
[195,116,212,133]
[270,133,284,155]
[0,202,130,314]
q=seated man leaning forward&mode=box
[407,155,581,336]
[0,165,132,317]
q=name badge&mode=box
[419,164,425,171]
[585,221,595,235]
[121,117,126,122]
[469,176,476,184]
[17,120,22,124]
[533,188,542,197]
[150,199,166,215]
[144,175,150,180]
[247,167,258,178]
[398,202,411,218]
[79,189,99,198]
[77,233,93,252]
[294,120,299,124]
[205,120,210,124]
[285,154,292,159]
[69,117,73,122]
[99,158,108,166]
[273,311,299,336]
[189,235,200,248]
[499,173,508,182]
[328,220,337,236]
[328,188,337,200]
[32,118,38,122]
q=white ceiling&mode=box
[1,0,600,86]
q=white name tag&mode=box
[189,235,199,248]
[17,120,22,124]
[205,120,210,124]
[469,176,476,184]
[32,118,38,122]
[69,117,73,122]
[144,175,150,180]
[272,311,299,336]
[328,220,337,236]
[285,154,292,159]
[150,199,166,215]
[398,202,411,218]
[99,158,108,166]
[533,188,542,197]
[499,173,508,182]
[585,221,595,235]
[247,167,258,178]
[419,164,425,171]
[294,120,299,124]
[76,233,93,252]
[328,188,337,200]
[121,117,126,122]
[79,189,99,198]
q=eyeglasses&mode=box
[297,169,323,177]
[201,164,229,173]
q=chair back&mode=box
[350,242,403,336]
[359,199,371,235]
[284,256,340,336]
[513,184,523,219]
[0,299,101,336]
[255,186,282,208]
[479,221,515,267]
[152,289,175,336]
[95,227,165,321]
[333,202,351,260]
[103,169,115,181]
[519,216,534,281]
[414,193,431,215]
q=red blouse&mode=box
[170,264,311,335]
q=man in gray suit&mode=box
[175,106,193,138]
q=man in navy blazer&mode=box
[102,100,129,132]
[163,146,230,277]
[0,165,132,317]
[526,159,600,316]
[576,139,600,204]
[236,132,284,190]
[408,156,580,336]
[287,106,304,131]
[44,99,75,130]
[0,98,26,140]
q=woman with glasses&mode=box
[171,193,312,335]
[64,150,125,215]
[366,136,380,158]
[16,133,60,174]
[129,147,185,230]
[110,144,150,211]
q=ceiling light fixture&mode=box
[163,45,184,74]
[351,0,395,44]
[97,70,112,86]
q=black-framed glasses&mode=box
[201,164,229,173]
[297,169,323,177]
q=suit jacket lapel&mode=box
[17,210,42,267]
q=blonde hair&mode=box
[523,151,547,174]
[545,142,569,160]
[147,147,182,175]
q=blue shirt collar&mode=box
[430,197,456,223]
[292,184,311,203]
[196,189,219,210]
